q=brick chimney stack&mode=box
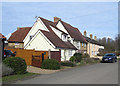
[54,17,61,22]
[17,27,20,30]
[90,34,93,39]
[84,31,87,36]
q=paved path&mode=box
[14,62,118,84]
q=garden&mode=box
[2,53,101,83]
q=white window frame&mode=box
[69,50,72,56]
[15,43,19,45]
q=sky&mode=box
[2,2,118,39]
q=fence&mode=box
[6,48,48,66]
[5,48,61,67]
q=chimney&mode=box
[17,27,20,30]
[94,36,97,40]
[90,34,93,39]
[54,17,60,22]
[84,31,87,36]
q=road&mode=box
[14,62,118,84]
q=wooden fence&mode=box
[6,48,48,66]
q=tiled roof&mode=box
[0,33,6,39]
[60,21,87,43]
[8,17,77,50]
[8,27,31,42]
[84,36,104,46]
[40,30,77,50]
[39,17,77,49]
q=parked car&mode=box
[3,50,16,60]
[102,53,117,63]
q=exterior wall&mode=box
[50,25,62,39]
[56,21,69,34]
[80,43,87,53]
[61,49,76,61]
[87,43,101,57]
[24,18,49,46]
[25,31,59,51]
[8,43,24,48]
[73,41,80,50]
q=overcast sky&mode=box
[2,2,118,39]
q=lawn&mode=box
[2,72,39,83]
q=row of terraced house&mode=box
[7,17,104,61]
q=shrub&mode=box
[61,61,76,67]
[3,57,27,74]
[41,59,60,70]
[82,58,94,64]
[83,53,90,58]
[73,53,83,62]
[69,56,76,62]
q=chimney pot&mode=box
[90,34,93,39]
[17,27,20,30]
[94,36,97,40]
[54,17,60,22]
[84,31,87,36]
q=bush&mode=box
[82,58,94,64]
[83,53,90,58]
[61,61,76,67]
[3,57,27,74]
[73,53,83,62]
[69,56,76,62]
[41,59,60,70]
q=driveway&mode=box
[14,62,118,84]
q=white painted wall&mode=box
[50,25,62,39]
[25,31,59,51]
[73,41,81,50]
[61,49,76,61]
[56,21,68,34]
[23,18,49,46]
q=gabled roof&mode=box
[57,20,87,43]
[39,17,68,35]
[84,36,104,46]
[40,30,77,50]
[8,17,77,50]
[0,33,6,39]
[39,17,77,50]
[8,27,31,43]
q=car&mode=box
[102,53,117,63]
[3,50,16,60]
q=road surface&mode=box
[14,62,118,84]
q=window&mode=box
[63,35,66,41]
[84,44,86,48]
[69,50,72,56]
[30,35,33,40]
[92,51,94,55]
[15,43,19,45]
[82,43,84,47]
[77,42,79,49]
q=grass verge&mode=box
[2,72,39,83]
[78,60,100,66]
[117,58,120,60]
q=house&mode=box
[8,17,78,61]
[54,17,87,53]
[0,33,6,58]
[83,31,104,57]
